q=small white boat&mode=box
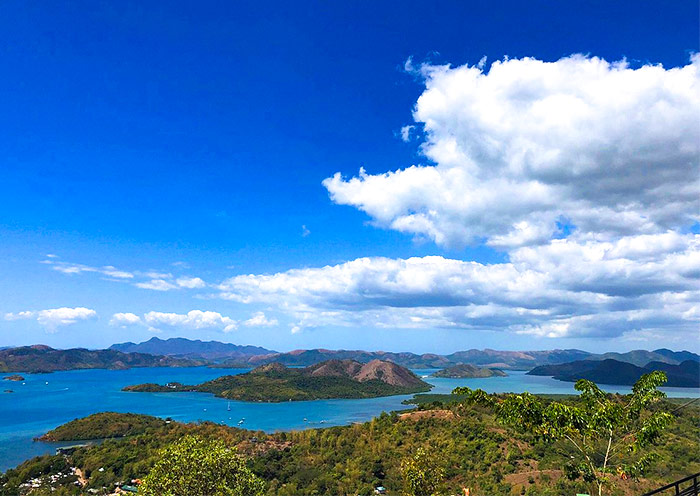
[227,402,231,411]
[320,420,326,424]
[303,417,307,422]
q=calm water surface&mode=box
[1,366,697,471]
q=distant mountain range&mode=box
[0,345,203,373]
[528,358,700,387]
[110,337,275,361]
[112,338,592,369]
[3,338,698,386]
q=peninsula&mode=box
[123,359,431,401]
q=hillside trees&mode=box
[139,435,265,496]
[453,371,674,496]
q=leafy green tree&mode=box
[400,447,445,496]
[139,435,265,496]
[453,371,674,496]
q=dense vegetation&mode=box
[37,412,166,441]
[432,364,507,378]
[0,345,202,373]
[455,371,681,495]
[139,436,264,496]
[124,360,431,402]
[3,394,698,495]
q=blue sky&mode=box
[1,1,698,353]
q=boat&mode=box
[303,417,307,422]
[227,402,231,411]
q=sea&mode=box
[0,366,697,472]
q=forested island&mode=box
[37,412,166,442]
[528,358,700,387]
[432,364,507,378]
[124,359,431,401]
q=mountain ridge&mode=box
[527,358,700,387]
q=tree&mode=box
[139,435,265,496]
[400,447,446,496]
[453,371,674,496]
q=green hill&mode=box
[432,364,507,378]
[124,359,431,402]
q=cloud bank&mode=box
[216,233,698,339]
[109,310,279,333]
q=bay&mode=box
[0,366,697,472]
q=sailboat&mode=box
[227,402,231,411]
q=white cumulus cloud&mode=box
[144,310,238,333]
[176,277,207,289]
[5,307,97,332]
[216,233,699,340]
[109,312,142,327]
[324,54,700,249]
[242,311,279,328]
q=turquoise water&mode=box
[1,367,697,471]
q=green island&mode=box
[431,364,507,378]
[3,390,698,495]
[36,412,166,442]
[123,359,432,402]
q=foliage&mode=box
[3,392,698,495]
[400,447,445,495]
[37,412,165,441]
[139,435,265,496]
[453,371,675,495]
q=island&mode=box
[0,345,204,373]
[527,358,700,387]
[124,359,432,401]
[3,374,24,381]
[431,364,507,378]
[37,412,166,441]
